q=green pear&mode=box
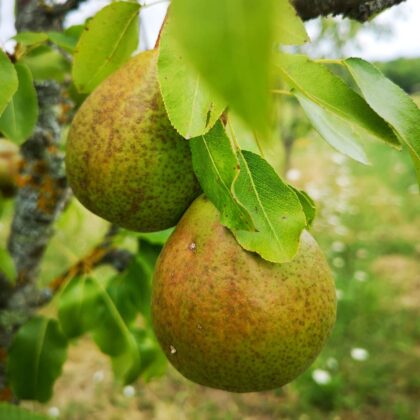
[152,196,336,392]
[65,49,200,232]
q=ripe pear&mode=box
[65,49,200,232]
[152,196,336,392]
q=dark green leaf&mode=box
[107,256,151,323]
[233,151,307,263]
[190,121,254,231]
[158,15,225,138]
[72,2,140,93]
[345,57,420,183]
[0,403,47,420]
[0,49,18,116]
[130,329,167,382]
[277,53,401,163]
[289,186,316,227]
[90,276,141,383]
[7,317,68,402]
[58,276,102,339]
[171,0,280,135]
[137,240,161,274]
[0,63,38,144]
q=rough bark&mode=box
[0,0,83,402]
[293,0,406,22]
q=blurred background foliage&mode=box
[0,5,419,420]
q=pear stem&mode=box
[154,6,170,49]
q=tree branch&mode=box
[15,0,86,31]
[8,82,69,285]
[48,226,133,294]
[292,0,406,21]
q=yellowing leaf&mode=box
[276,0,309,45]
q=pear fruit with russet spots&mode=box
[65,49,200,232]
[152,196,336,392]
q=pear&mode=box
[152,196,336,392]
[65,49,200,232]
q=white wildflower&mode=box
[332,257,345,268]
[354,271,368,282]
[48,407,60,418]
[93,370,105,383]
[351,348,369,361]
[331,153,347,165]
[286,168,301,182]
[312,369,332,385]
[331,241,346,253]
[123,385,136,398]
[326,357,338,370]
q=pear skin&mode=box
[152,196,336,392]
[66,50,200,232]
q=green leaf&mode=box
[276,0,308,45]
[58,276,102,339]
[130,329,167,382]
[0,247,16,282]
[296,92,369,164]
[7,317,68,402]
[233,151,307,263]
[13,32,48,46]
[190,122,306,263]
[136,228,173,245]
[277,53,401,162]
[21,45,69,82]
[48,25,84,52]
[0,49,18,116]
[158,16,225,138]
[345,57,420,183]
[227,110,286,174]
[289,186,316,227]
[190,121,254,231]
[107,256,151,323]
[171,0,279,136]
[137,239,161,271]
[72,1,140,93]
[0,63,38,144]
[0,403,47,420]
[90,276,141,384]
